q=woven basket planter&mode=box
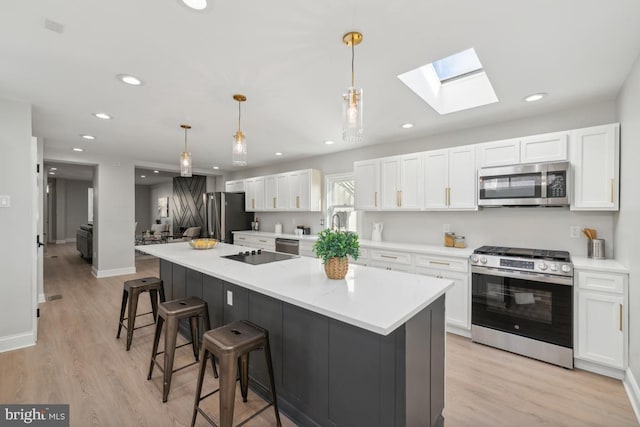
[324,257,349,280]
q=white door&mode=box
[275,173,290,210]
[264,175,277,210]
[31,137,41,338]
[577,291,624,368]
[448,145,477,210]
[423,149,449,209]
[399,154,423,209]
[289,170,310,210]
[354,160,380,210]
[380,157,400,209]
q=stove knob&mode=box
[480,257,488,265]
[561,264,572,273]
[238,251,244,256]
[470,255,479,263]
[538,262,548,271]
[245,251,251,256]
[251,250,256,255]
[549,263,558,271]
[257,249,262,254]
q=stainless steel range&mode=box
[470,246,574,368]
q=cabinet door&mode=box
[423,149,449,209]
[380,157,400,209]
[264,175,278,210]
[399,153,423,209]
[570,124,619,211]
[520,131,568,163]
[289,170,308,210]
[476,138,520,167]
[577,291,624,368]
[354,160,380,210]
[225,180,245,193]
[448,145,477,210]
[275,173,290,210]
[415,267,469,331]
[245,177,264,211]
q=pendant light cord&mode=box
[238,101,241,133]
[351,39,355,87]
[184,127,188,151]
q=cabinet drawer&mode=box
[369,249,412,265]
[577,271,624,294]
[414,254,468,273]
[235,234,250,242]
[369,261,413,272]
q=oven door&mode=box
[472,269,572,348]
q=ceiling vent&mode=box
[43,19,65,34]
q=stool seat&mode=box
[117,276,164,351]
[191,320,281,427]
[148,296,217,402]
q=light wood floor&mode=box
[0,243,637,427]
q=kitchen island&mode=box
[136,241,453,427]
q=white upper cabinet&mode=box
[476,138,520,167]
[380,154,423,210]
[354,159,380,210]
[225,180,245,193]
[476,132,568,167]
[570,123,620,211]
[264,175,278,210]
[424,145,477,210]
[275,173,290,210]
[245,177,264,212]
[289,169,322,211]
[520,131,568,163]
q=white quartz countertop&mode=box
[572,257,629,273]
[136,242,453,335]
[233,230,473,258]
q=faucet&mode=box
[331,213,341,231]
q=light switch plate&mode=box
[226,290,233,306]
[0,195,10,208]
[570,226,581,238]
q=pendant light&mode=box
[180,124,192,177]
[342,31,363,143]
[232,94,248,166]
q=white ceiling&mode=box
[3,1,640,173]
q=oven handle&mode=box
[471,266,573,286]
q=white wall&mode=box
[135,184,151,234]
[0,98,35,351]
[54,178,66,243]
[229,100,617,256]
[150,181,173,234]
[64,179,91,241]
[615,52,640,394]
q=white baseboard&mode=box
[55,240,66,244]
[447,324,471,338]
[0,331,36,353]
[38,293,46,304]
[91,266,136,278]
[624,367,640,424]
[65,238,76,243]
[574,359,625,379]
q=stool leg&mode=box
[149,289,159,322]
[202,311,218,378]
[162,317,179,403]
[219,353,238,427]
[159,281,166,303]
[239,353,249,402]
[117,289,128,339]
[191,347,209,427]
[264,338,282,427]
[189,316,200,361]
[126,290,140,351]
[148,316,164,381]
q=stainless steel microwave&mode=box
[478,161,570,207]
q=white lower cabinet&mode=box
[369,249,413,272]
[575,269,627,371]
[233,233,275,251]
[350,247,369,266]
[299,240,316,258]
[414,254,470,332]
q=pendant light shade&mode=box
[232,94,248,166]
[180,124,192,177]
[342,31,363,143]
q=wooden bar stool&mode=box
[147,296,218,402]
[191,320,281,427]
[117,276,165,350]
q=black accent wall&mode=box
[172,175,206,233]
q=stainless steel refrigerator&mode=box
[203,192,253,244]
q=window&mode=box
[325,173,356,232]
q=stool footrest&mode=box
[152,358,199,375]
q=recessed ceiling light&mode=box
[73,148,83,152]
[212,166,220,170]
[117,74,143,86]
[401,123,414,129]
[140,175,146,178]
[153,170,160,174]
[524,93,546,102]
[324,140,335,145]
[81,134,95,140]
[93,112,112,120]
[49,172,55,175]
[49,167,57,171]
[275,152,283,156]
[182,0,207,10]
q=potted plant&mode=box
[313,228,360,280]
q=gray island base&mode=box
[160,259,445,427]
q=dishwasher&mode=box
[275,238,299,255]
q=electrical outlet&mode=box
[443,223,450,232]
[226,290,233,306]
[320,218,324,226]
[570,226,581,238]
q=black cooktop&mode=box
[222,250,297,265]
[473,245,571,262]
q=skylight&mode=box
[397,47,498,115]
